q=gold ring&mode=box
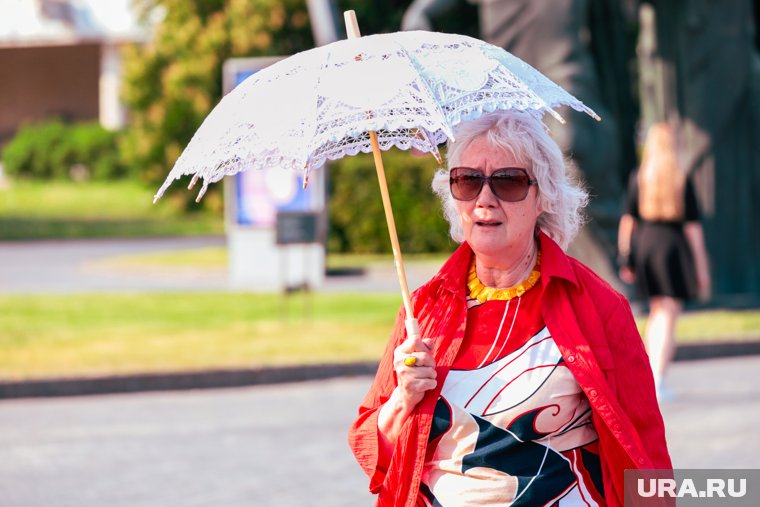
[403,355,417,367]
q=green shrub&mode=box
[2,120,125,181]
[67,123,126,180]
[3,120,67,179]
[328,149,455,254]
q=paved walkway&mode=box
[0,237,228,294]
[0,236,439,294]
[1,356,758,507]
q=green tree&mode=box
[120,0,313,208]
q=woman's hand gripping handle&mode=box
[376,318,438,463]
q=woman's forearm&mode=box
[617,214,635,257]
[684,222,711,296]
[376,388,414,468]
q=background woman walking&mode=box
[617,122,711,401]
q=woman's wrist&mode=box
[377,388,415,460]
[378,390,412,435]
[385,388,415,419]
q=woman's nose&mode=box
[475,181,498,206]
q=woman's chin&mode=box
[468,237,510,259]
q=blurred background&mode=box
[0,0,759,506]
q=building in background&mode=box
[0,0,153,143]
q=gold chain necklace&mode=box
[467,251,541,303]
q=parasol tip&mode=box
[188,174,200,190]
[546,107,567,125]
[302,173,309,189]
[195,182,209,203]
[152,195,160,204]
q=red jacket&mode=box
[348,232,672,506]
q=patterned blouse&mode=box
[420,280,606,506]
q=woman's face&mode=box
[453,138,541,261]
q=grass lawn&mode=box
[0,292,401,380]
[1,292,758,381]
[0,179,223,239]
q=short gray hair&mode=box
[431,110,588,250]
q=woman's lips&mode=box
[475,220,502,227]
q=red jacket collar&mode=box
[538,230,579,288]
[425,230,578,297]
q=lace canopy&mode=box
[154,31,598,202]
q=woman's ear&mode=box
[535,193,545,215]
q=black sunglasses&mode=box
[450,167,537,202]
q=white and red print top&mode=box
[420,281,606,507]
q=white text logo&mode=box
[637,478,747,499]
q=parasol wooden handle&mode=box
[343,10,420,341]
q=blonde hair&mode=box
[638,122,686,221]
[431,110,588,250]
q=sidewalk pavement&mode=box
[1,236,759,399]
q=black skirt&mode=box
[624,172,702,301]
[631,221,698,301]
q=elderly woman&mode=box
[349,110,672,506]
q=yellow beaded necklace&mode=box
[467,251,542,303]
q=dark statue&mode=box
[639,0,760,304]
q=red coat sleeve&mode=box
[603,292,673,470]
[347,305,407,493]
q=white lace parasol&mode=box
[153,29,598,202]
